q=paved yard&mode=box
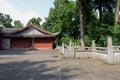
[0,49,120,80]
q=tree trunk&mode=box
[78,0,85,50]
[98,2,102,27]
[114,0,120,25]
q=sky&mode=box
[0,0,54,25]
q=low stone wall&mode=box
[75,51,92,59]
[75,51,107,62]
[93,52,107,62]
[114,53,120,64]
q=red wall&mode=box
[11,38,53,49]
[34,38,53,49]
[11,38,31,49]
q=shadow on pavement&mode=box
[0,49,59,55]
[0,49,30,55]
[0,59,76,80]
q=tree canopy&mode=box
[42,0,118,46]
[43,0,79,45]
[27,17,42,27]
[0,13,13,28]
[13,20,23,28]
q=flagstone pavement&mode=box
[0,49,120,80]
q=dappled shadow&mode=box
[0,49,59,55]
[1,54,120,80]
[0,49,30,55]
[0,49,87,80]
[0,59,78,80]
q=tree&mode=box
[93,0,115,26]
[42,7,56,32]
[14,20,23,28]
[42,0,77,45]
[114,0,120,25]
[77,0,85,49]
[27,17,42,27]
[42,0,116,46]
[0,13,13,28]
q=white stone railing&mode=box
[62,43,75,58]
[61,37,120,64]
[74,46,92,52]
[113,46,120,53]
[90,37,120,64]
[62,43,68,54]
[95,47,107,54]
[75,47,92,52]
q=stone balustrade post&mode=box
[68,45,75,58]
[92,40,96,58]
[62,43,65,54]
[107,36,114,64]
[69,40,72,47]
[92,40,96,52]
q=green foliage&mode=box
[84,35,92,46]
[61,34,74,45]
[0,0,118,47]
[97,35,107,47]
[100,24,113,36]
[14,20,23,28]
[0,13,13,28]
[118,15,120,24]
[113,24,120,45]
[114,25,120,34]
[113,37,120,46]
[27,17,42,27]
[42,0,80,45]
[93,0,115,27]
[42,0,118,47]
[73,38,80,45]
[102,12,114,26]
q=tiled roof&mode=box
[1,24,59,38]
[3,34,57,38]
[11,24,53,35]
[1,28,20,33]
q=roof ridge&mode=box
[10,23,56,35]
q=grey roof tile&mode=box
[1,28,20,33]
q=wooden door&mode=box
[11,38,31,49]
[34,38,53,49]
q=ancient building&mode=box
[0,24,58,49]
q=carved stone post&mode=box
[69,40,72,47]
[92,40,96,58]
[68,45,75,58]
[62,43,65,54]
[107,37,114,64]
[92,40,96,52]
